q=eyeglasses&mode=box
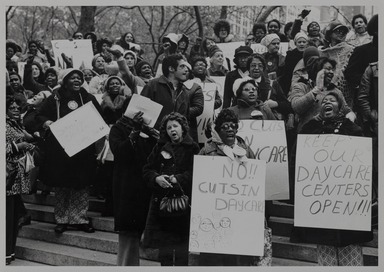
[220,123,239,131]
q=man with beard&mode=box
[141,54,190,130]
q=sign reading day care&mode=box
[49,102,109,157]
[51,39,94,69]
[190,156,266,256]
[237,120,289,200]
[196,83,216,143]
[294,134,372,231]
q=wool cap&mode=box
[208,45,223,58]
[303,46,320,67]
[136,60,152,74]
[260,33,280,47]
[294,32,309,43]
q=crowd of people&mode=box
[5,9,378,267]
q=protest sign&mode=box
[196,83,216,143]
[190,155,266,256]
[294,134,372,231]
[124,94,163,128]
[49,102,109,157]
[217,41,243,71]
[51,39,94,69]
[237,120,289,200]
[210,76,225,114]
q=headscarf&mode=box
[260,33,280,47]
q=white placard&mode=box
[124,94,163,128]
[237,120,289,200]
[210,76,225,114]
[190,155,266,256]
[294,134,372,231]
[51,39,94,69]
[49,102,109,157]
[196,83,216,143]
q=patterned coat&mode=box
[6,116,34,196]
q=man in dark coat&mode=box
[141,54,190,130]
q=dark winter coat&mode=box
[141,75,190,130]
[290,117,373,247]
[262,52,285,79]
[35,87,103,189]
[199,136,255,159]
[109,116,158,232]
[279,48,303,95]
[185,81,204,143]
[229,99,276,121]
[142,134,200,248]
[223,69,244,108]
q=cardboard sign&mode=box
[196,83,216,143]
[216,41,244,71]
[49,102,109,157]
[190,155,266,256]
[237,120,289,200]
[124,94,163,128]
[210,76,225,114]
[51,39,94,69]
[294,134,372,231]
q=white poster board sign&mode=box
[210,76,225,114]
[50,102,109,157]
[51,39,94,69]
[217,41,244,71]
[294,134,372,231]
[124,94,163,128]
[190,155,266,256]
[237,120,289,200]
[196,83,216,143]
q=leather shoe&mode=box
[54,224,67,234]
[77,224,95,233]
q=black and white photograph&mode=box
[3,0,381,270]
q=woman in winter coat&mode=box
[88,54,109,94]
[109,97,159,265]
[228,78,276,120]
[6,96,36,265]
[36,69,103,234]
[290,91,373,266]
[260,34,285,80]
[196,108,272,266]
[288,56,354,133]
[142,112,200,266]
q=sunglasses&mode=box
[220,123,239,131]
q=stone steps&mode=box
[18,194,378,266]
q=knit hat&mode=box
[103,75,125,92]
[303,46,320,67]
[294,32,309,43]
[324,20,348,41]
[135,60,152,75]
[44,67,58,80]
[208,45,223,58]
[260,33,280,47]
[234,45,253,58]
[123,50,137,64]
[59,68,84,85]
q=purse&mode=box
[17,150,35,174]
[159,182,190,217]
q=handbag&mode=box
[159,182,190,217]
[17,150,35,174]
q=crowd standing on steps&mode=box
[5,7,378,267]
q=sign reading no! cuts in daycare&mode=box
[294,134,372,231]
[190,156,266,256]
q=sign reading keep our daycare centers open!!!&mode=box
[190,156,266,256]
[294,134,372,231]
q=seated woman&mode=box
[197,108,272,266]
[290,92,373,266]
[142,112,200,266]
